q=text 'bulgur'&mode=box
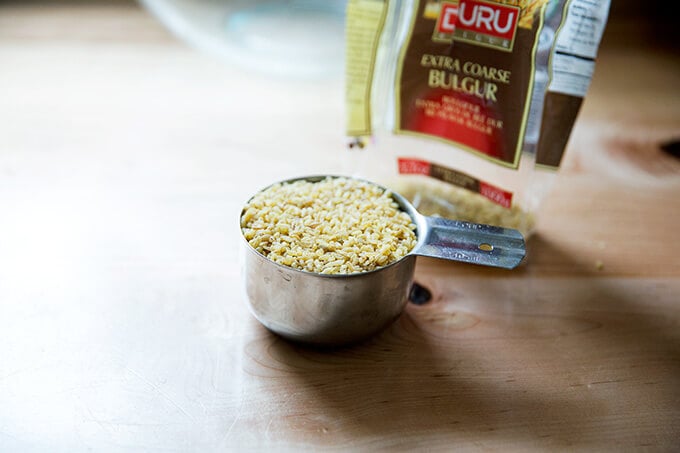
[241,177,417,274]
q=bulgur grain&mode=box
[393,178,535,235]
[241,177,417,274]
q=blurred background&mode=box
[138,0,347,79]
[0,0,676,77]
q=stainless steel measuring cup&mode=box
[241,175,525,346]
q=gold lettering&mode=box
[462,61,511,84]
[486,82,497,102]
[429,70,498,101]
[421,54,460,72]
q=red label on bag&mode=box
[434,2,459,40]
[398,157,431,175]
[457,0,519,43]
[479,181,512,208]
[397,157,513,207]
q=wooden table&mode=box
[1,2,678,451]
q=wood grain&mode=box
[242,274,680,450]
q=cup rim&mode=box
[239,174,420,278]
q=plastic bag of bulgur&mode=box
[345,0,611,235]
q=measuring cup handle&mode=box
[412,216,526,269]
